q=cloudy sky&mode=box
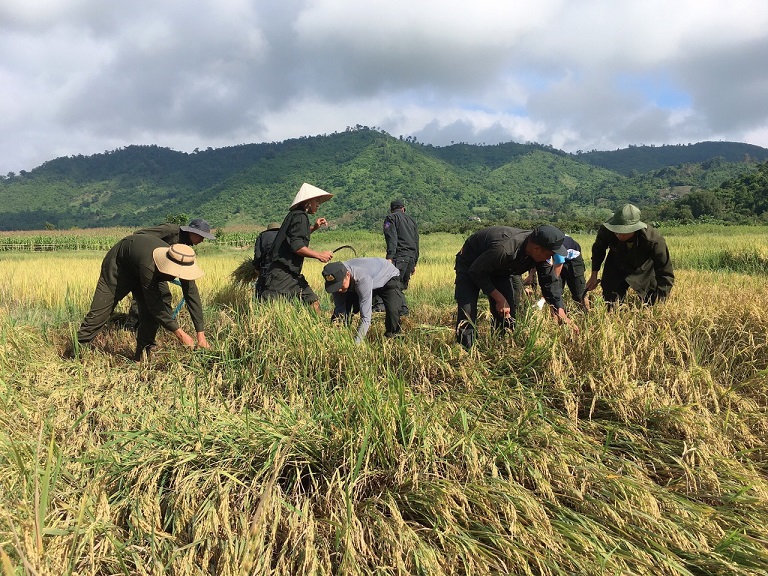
[2,0,768,175]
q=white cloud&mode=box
[1,0,768,174]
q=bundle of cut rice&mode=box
[231,258,259,286]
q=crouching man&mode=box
[76,234,209,360]
[322,258,404,344]
[585,204,674,307]
[455,225,579,348]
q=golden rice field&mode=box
[1,225,767,575]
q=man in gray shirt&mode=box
[322,258,404,343]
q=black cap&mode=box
[180,218,216,240]
[528,225,568,257]
[390,199,405,210]
[322,262,348,293]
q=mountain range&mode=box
[1,127,767,231]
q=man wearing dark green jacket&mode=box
[76,234,209,359]
[134,218,216,246]
[585,204,674,305]
[125,218,215,328]
[376,198,419,315]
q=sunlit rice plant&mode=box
[0,225,767,575]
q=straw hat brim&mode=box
[290,194,333,210]
[153,247,204,280]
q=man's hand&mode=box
[493,296,511,317]
[316,250,333,263]
[174,328,196,347]
[551,307,580,333]
[196,332,210,349]
[311,217,328,232]
[585,271,600,292]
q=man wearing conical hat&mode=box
[585,204,674,306]
[260,183,334,311]
[75,234,210,360]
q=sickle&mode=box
[332,245,357,256]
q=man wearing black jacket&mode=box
[454,225,578,348]
[375,199,420,314]
[261,183,334,312]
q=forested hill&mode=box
[1,128,766,231]
[578,141,768,175]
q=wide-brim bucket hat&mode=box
[180,218,216,240]
[153,243,204,280]
[603,204,647,234]
[289,182,333,210]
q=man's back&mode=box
[254,229,279,270]
[384,211,419,260]
[134,223,182,246]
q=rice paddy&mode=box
[0,226,767,575]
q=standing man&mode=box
[585,204,674,306]
[260,183,334,312]
[455,225,579,348]
[253,222,281,298]
[321,258,404,343]
[381,199,419,315]
[76,235,209,360]
[125,218,216,329]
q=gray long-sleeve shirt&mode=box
[331,258,400,343]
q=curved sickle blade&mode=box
[332,244,357,256]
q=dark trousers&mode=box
[560,256,587,304]
[455,273,522,348]
[77,277,164,359]
[373,255,414,314]
[334,277,404,336]
[260,267,319,304]
[393,255,417,289]
[254,267,269,298]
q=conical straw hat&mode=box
[289,182,333,210]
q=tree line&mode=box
[1,128,766,232]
